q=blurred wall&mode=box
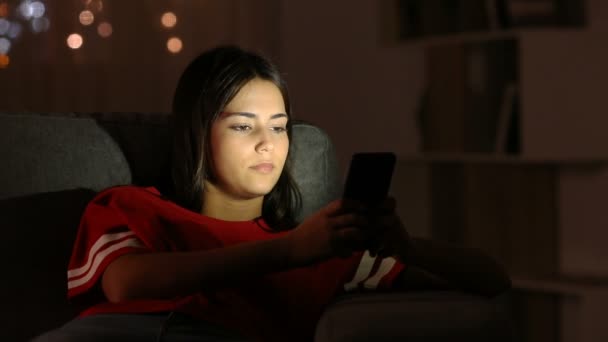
[279,0,424,173]
[0,0,282,113]
[277,0,428,236]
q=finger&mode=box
[362,214,392,234]
[378,246,394,259]
[321,199,345,215]
[336,226,367,242]
[340,198,368,213]
[381,196,397,212]
[370,244,397,259]
[374,213,405,231]
[329,213,369,229]
[333,227,369,251]
[323,199,367,217]
[374,215,410,258]
[367,228,392,257]
[329,228,359,258]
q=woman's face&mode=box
[208,78,289,200]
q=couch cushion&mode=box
[0,113,132,199]
[290,122,341,222]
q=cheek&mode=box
[212,140,238,172]
[209,130,222,166]
[211,134,253,177]
[209,130,237,177]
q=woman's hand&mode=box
[363,197,411,260]
[285,199,374,266]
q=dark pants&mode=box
[32,312,251,342]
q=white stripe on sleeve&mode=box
[67,231,136,279]
[67,237,143,290]
[344,250,377,291]
[363,257,397,289]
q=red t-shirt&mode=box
[66,186,405,341]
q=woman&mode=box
[36,46,510,342]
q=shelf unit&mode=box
[400,153,606,164]
[394,157,608,342]
[388,27,585,48]
[386,0,586,42]
[381,1,608,341]
[378,0,607,160]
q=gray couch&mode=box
[0,112,512,341]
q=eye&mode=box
[271,126,287,134]
[230,124,252,132]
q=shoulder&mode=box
[82,185,179,219]
[92,185,165,205]
[96,184,161,197]
[90,185,207,224]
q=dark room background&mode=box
[2,1,608,341]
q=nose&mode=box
[255,129,274,153]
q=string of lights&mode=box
[0,0,50,68]
[161,10,182,54]
[0,1,183,69]
[67,0,111,50]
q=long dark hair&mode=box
[166,45,301,231]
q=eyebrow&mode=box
[221,112,288,120]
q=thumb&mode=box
[323,199,364,217]
[373,196,396,214]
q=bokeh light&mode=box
[8,22,22,39]
[31,17,50,33]
[0,54,9,68]
[67,33,83,49]
[97,21,112,38]
[19,1,34,19]
[30,1,45,18]
[161,12,177,28]
[0,3,8,17]
[18,0,45,19]
[166,37,182,54]
[0,18,9,35]
[0,37,10,54]
[79,10,94,26]
[0,0,52,66]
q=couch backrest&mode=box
[0,112,341,220]
[0,113,132,198]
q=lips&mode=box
[251,162,274,173]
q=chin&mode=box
[249,187,275,197]
[252,175,280,189]
[246,183,277,197]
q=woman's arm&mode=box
[102,200,370,303]
[102,237,291,302]
[367,198,511,297]
[396,237,512,297]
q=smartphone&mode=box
[342,152,396,206]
